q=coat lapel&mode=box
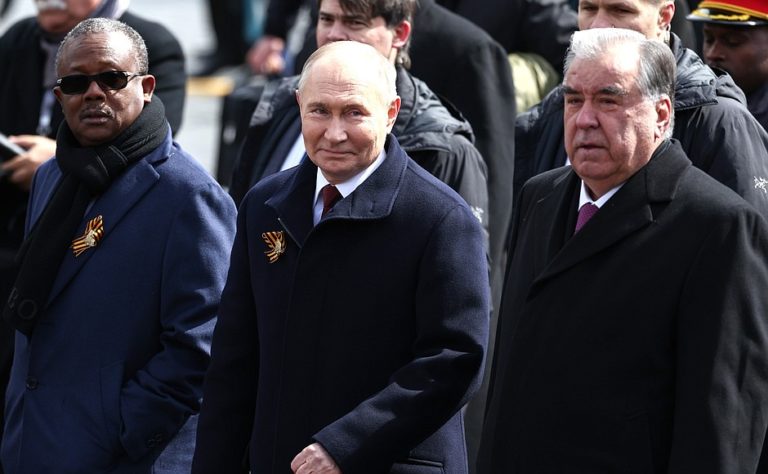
[533,140,690,287]
[266,158,317,248]
[47,152,162,304]
[267,135,408,246]
[324,136,407,222]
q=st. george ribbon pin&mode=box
[262,231,286,263]
[71,215,104,257]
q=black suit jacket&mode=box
[479,140,768,473]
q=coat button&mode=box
[25,377,38,390]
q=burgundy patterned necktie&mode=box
[574,202,599,233]
[321,184,342,217]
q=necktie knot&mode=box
[575,202,599,233]
[321,184,342,217]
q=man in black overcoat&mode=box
[480,28,768,473]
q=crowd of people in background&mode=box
[0,0,768,473]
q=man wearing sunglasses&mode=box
[0,2,186,460]
[0,18,236,474]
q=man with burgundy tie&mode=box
[479,28,768,473]
[192,40,490,474]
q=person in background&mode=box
[688,0,768,130]
[0,18,234,473]
[481,27,768,474]
[192,40,489,474]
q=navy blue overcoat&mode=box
[193,136,490,474]
[1,131,237,473]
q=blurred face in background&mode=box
[578,0,674,39]
[315,0,410,64]
[703,24,768,95]
[36,0,101,35]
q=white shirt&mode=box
[280,134,307,172]
[578,180,623,211]
[312,149,387,225]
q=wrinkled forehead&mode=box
[565,50,640,93]
[58,31,137,74]
[304,54,390,96]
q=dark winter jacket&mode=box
[748,82,768,132]
[230,67,489,239]
[515,33,768,218]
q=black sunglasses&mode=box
[55,71,143,95]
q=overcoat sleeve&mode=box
[411,140,490,251]
[668,208,768,471]
[118,181,236,461]
[192,201,259,473]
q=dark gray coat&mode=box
[480,140,768,473]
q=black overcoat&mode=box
[480,141,768,473]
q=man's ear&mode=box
[387,96,401,130]
[655,95,673,140]
[141,74,156,102]
[658,1,675,35]
[53,87,63,104]
[391,20,411,49]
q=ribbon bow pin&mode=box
[71,215,104,257]
[262,231,286,263]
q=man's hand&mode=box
[290,443,341,474]
[246,35,286,76]
[1,135,56,190]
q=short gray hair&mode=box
[298,41,397,103]
[55,18,148,75]
[564,28,676,137]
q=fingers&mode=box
[290,443,341,474]
[9,135,40,148]
[1,155,38,190]
[247,36,286,75]
[1,136,55,190]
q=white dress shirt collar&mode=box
[312,148,387,224]
[578,180,623,210]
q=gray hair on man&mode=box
[564,28,676,138]
[297,41,398,105]
[55,18,149,75]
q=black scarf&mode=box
[3,97,168,336]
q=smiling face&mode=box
[702,23,768,95]
[54,31,155,147]
[578,0,674,39]
[563,43,671,197]
[297,46,400,184]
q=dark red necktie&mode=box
[321,184,342,217]
[574,202,599,233]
